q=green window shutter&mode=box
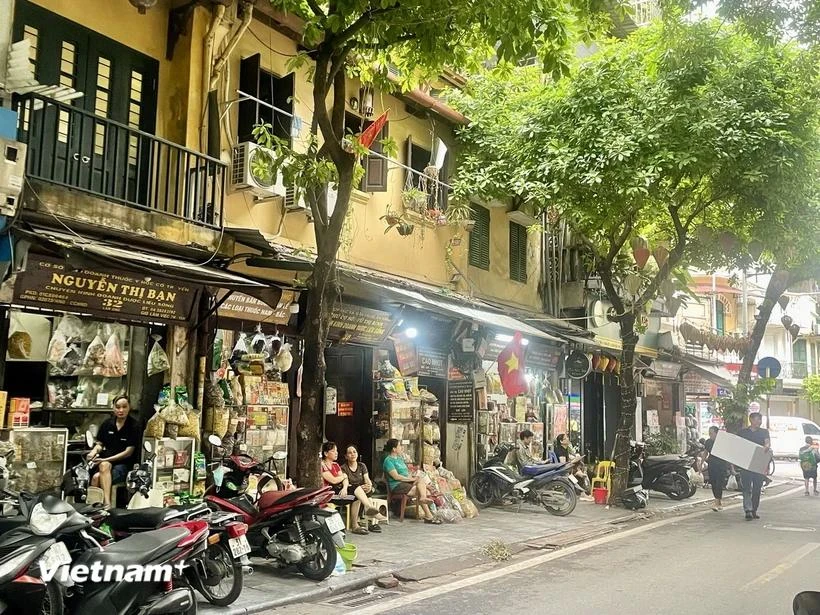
[509,222,527,283]
[468,205,490,270]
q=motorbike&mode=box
[204,435,344,581]
[629,441,695,500]
[469,443,578,516]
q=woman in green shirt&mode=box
[382,439,439,524]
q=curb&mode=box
[215,479,796,613]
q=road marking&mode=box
[763,525,816,533]
[740,543,820,592]
[353,485,805,615]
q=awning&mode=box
[679,355,735,389]
[21,230,283,310]
[364,281,563,343]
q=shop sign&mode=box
[649,360,682,380]
[15,256,199,323]
[337,401,354,417]
[417,346,447,378]
[448,365,467,381]
[393,337,419,375]
[325,386,337,415]
[683,372,711,396]
[218,290,297,324]
[565,350,592,379]
[447,379,475,422]
[525,342,562,372]
[330,303,394,344]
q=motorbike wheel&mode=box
[538,479,577,516]
[296,527,337,581]
[469,474,496,508]
[666,473,692,500]
[41,580,63,615]
[195,541,243,606]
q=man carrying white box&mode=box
[737,412,771,521]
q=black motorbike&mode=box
[469,443,578,516]
[629,441,695,501]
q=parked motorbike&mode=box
[469,443,578,516]
[629,441,695,500]
[204,435,344,581]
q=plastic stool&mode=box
[370,497,389,525]
[591,461,614,494]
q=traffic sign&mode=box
[757,357,782,379]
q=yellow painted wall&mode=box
[222,17,542,311]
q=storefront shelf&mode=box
[42,407,119,412]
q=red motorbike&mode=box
[203,435,345,581]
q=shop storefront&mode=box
[0,233,284,502]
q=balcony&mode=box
[782,362,809,379]
[14,93,224,229]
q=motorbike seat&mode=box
[258,487,320,509]
[106,507,170,531]
[79,526,189,568]
[644,455,686,466]
[521,463,566,476]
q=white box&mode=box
[712,431,770,475]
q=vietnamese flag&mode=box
[359,111,388,150]
[497,332,528,397]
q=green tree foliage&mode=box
[451,19,820,499]
[264,0,612,487]
[804,374,820,404]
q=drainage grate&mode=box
[319,588,403,608]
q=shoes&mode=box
[814,491,819,496]
[368,523,382,533]
[806,492,811,496]
[753,512,760,519]
[351,526,369,535]
[745,512,753,521]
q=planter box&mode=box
[712,430,770,474]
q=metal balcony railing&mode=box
[781,362,809,379]
[14,93,224,228]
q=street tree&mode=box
[451,20,820,499]
[263,0,611,487]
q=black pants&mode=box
[710,464,727,500]
[740,469,764,513]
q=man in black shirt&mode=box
[738,412,771,521]
[87,395,141,507]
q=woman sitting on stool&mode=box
[321,442,384,534]
[342,444,386,534]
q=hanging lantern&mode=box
[128,0,158,13]
[652,245,670,268]
[605,357,617,373]
[718,232,738,253]
[789,323,801,338]
[630,236,650,269]
[781,314,794,329]
[592,354,602,371]
[778,296,790,310]
[624,274,642,295]
[748,240,764,261]
[598,356,611,372]
[613,359,621,374]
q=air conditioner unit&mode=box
[230,142,286,199]
[0,138,26,217]
[284,184,337,218]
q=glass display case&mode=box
[243,404,289,476]
[0,428,68,493]
[373,399,423,480]
[145,437,196,506]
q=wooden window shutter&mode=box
[509,222,528,283]
[468,205,490,270]
[363,121,389,192]
[237,53,262,144]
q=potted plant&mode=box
[380,212,415,237]
[445,200,475,230]
[402,187,428,212]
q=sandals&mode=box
[351,526,369,535]
[424,517,442,525]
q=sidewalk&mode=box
[200,483,749,615]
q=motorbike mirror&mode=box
[208,434,223,448]
[85,430,94,448]
[143,441,153,454]
[272,451,287,460]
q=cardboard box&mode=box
[712,430,770,474]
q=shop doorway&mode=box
[325,346,374,469]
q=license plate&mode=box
[40,541,71,570]
[228,535,251,558]
[324,513,345,534]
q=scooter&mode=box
[204,435,344,581]
[469,443,578,516]
[629,441,695,500]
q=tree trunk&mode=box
[610,314,638,501]
[294,164,356,488]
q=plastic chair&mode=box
[385,481,419,521]
[591,461,614,493]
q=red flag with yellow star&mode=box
[497,331,528,397]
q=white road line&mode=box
[354,485,806,615]
[740,542,820,592]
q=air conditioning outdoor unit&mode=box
[284,184,338,217]
[230,142,286,199]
